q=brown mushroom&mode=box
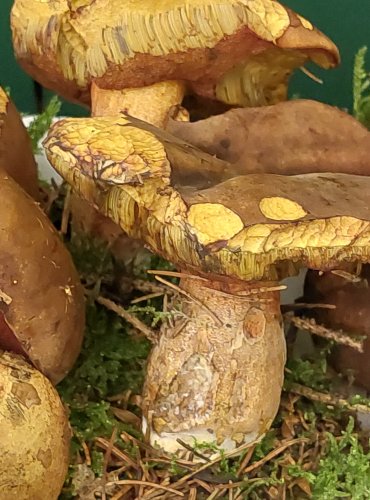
[0,86,39,199]
[44,114,370,453]
[168,99,370,176]
[0,168,85,384]
[0,351,71,499]
[303,267,370,392]
[11,0,339,125]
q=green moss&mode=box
[26,95,61,152]
[353,46,370,129]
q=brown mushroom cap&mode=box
[0,87,39,199]
[44,115,370,283]
[0,169,85,384]
[168,99,370,176]
[0,351,71,499]
[11,0,339,107]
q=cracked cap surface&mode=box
[12,0,339,107]
[43,114,370,283]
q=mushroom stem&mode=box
[91,81,186,126]
[142,276,286,454]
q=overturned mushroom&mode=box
[11,0,339,124]
[44,115,370,453]
[0,86,39,199]
[0,351,71,499]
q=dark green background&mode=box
[1,0,369,116]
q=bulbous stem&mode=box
[142,277,286,454]
[91,80,186,126]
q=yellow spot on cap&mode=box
[259,197,307,221]
[297,14,314,31]
[188,203,244,246]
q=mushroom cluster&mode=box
[10,0,341,263]
[10,0,370,458]
[0,87,85,496]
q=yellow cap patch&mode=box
[259,196,307,221]
[188,203,244,246]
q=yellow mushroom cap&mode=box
[12,0,339,107]
[44,115,370,283]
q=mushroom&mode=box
[44,114,370,453]
[11,0,340,125]
[0,86,39,199]
[168,99,370,176]
[0,351,71,499]
[0,168,85,384]
[11,0,340,264]
[303,266,370,392]
[168,97,370,391]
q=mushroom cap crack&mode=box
[44,115,370,282]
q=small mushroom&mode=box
[0,168,85,384]
[0,351,71,499]
[11,0,339,126]
[303,267,370,392]
[0,86,39,199]
[44,115,370,453]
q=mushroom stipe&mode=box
[44,114,370,453]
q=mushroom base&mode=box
[142,277,286,454]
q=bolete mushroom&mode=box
[0,351,71,499]
[168,99,370,176]
[0,86,39,199]
[11,0,339,125]
[303,266,370,392]
[44,114,370,453]
[169,97,370,392]
[11,0,340,264]
[0,168,85,384]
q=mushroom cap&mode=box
[44,115,370,283]
[0,351,70,500]
[0,87,39,199]
[168,99,370,176]
[11,0,339,107]
[0,169,85,384]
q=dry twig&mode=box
[106,479,184,497]
[96,295,158,342]
[289,383,370,413]
[285,313,364,352]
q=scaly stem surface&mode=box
[142,277,286,454]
